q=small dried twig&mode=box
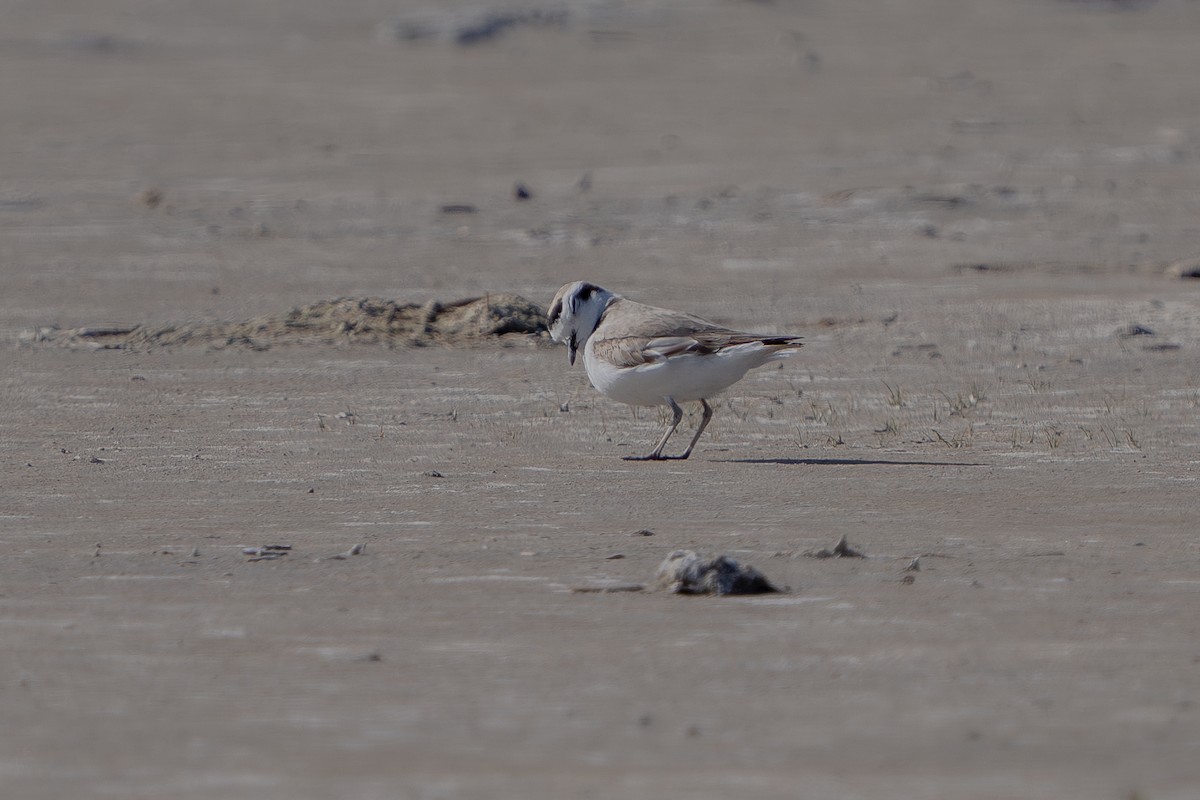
[243,544,292,561]
[570,584,645,594]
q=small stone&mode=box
[329,543,366,560]
[1118,324,1155,338]
[136,188,163,209]
[803,534,865,559]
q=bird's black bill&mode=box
[567,334,577,365]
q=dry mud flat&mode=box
[4,0,1200,798]
[7,284,1200,800]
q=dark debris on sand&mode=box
[655,550,784,596]
[803,534,866,559]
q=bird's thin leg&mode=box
[676,398,714,460]
[649,398,685,458]
[623,397,683,461]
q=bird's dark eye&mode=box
[547,300,562,325]
[568,283,596,314]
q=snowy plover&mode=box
[548,281,803,460]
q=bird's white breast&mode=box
[583,338,790,407]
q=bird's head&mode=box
[547,281,614,366]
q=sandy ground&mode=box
[4,1,1200,798]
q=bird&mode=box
[547,281,803,460]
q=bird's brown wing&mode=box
[589,298,801,368]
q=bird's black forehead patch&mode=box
[577,282,598,301]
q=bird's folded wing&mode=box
[644,336,705,359]
[594,332,787,367]
[591,298,801,368]
[591,336,670,367]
